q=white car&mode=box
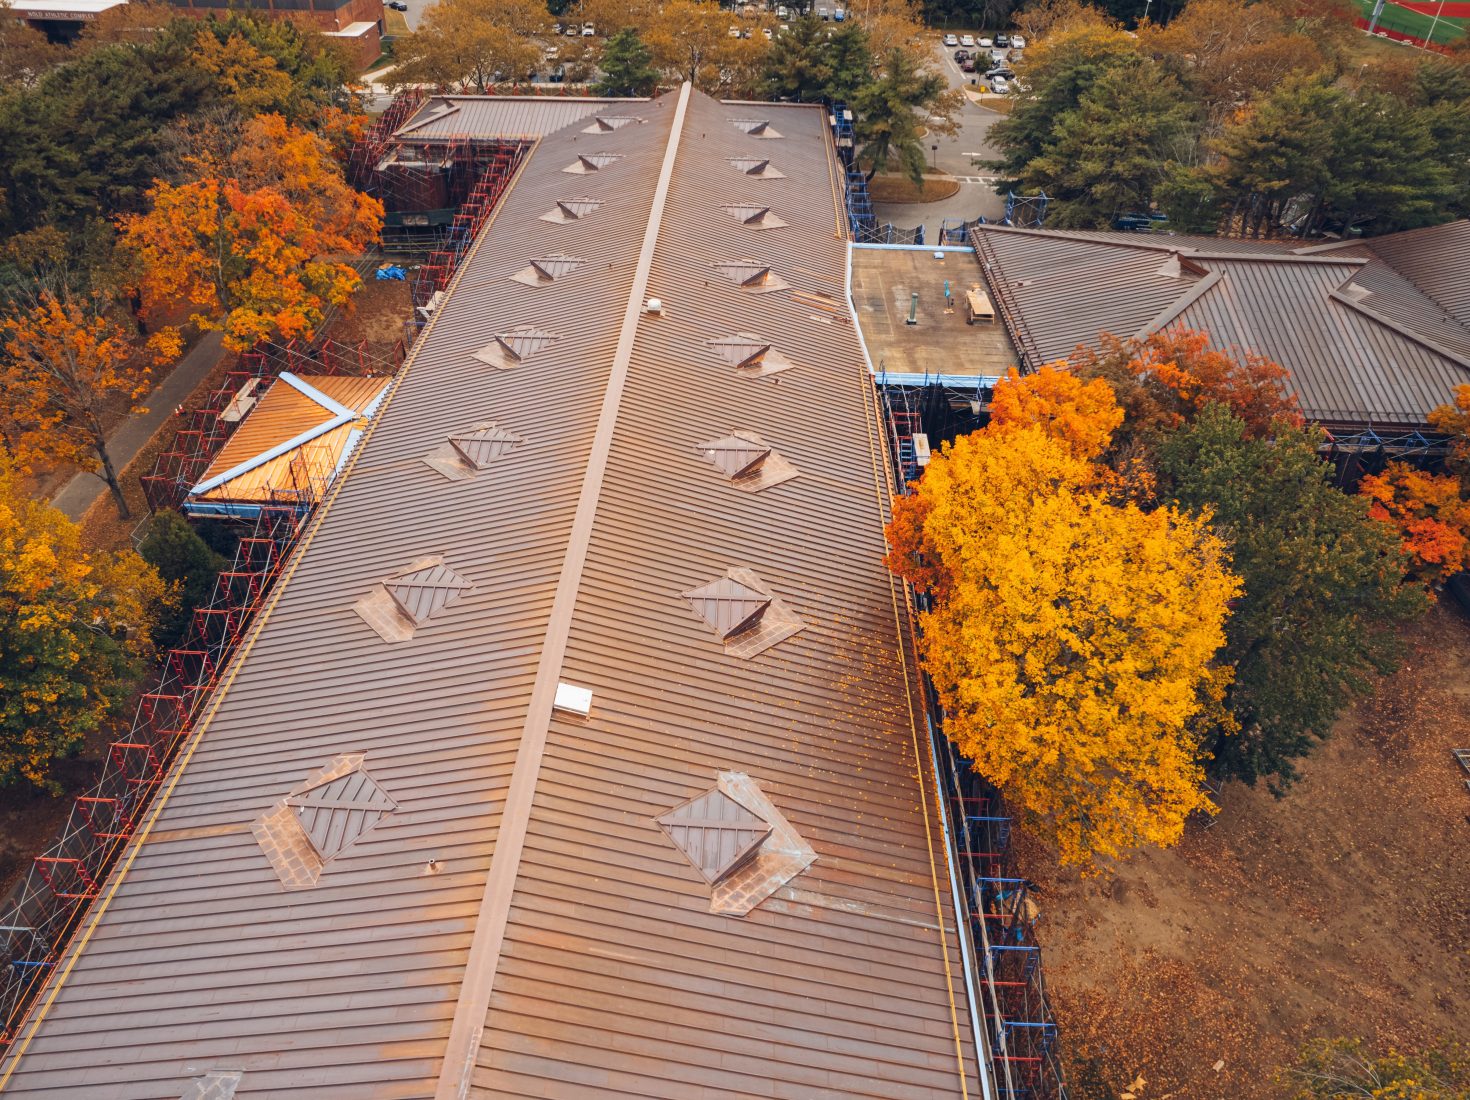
[565,24,578,35]
[943,33,959,46]
[991,76,1009,93]
[581,21,594,35]
[1010,34,1026,48]
[978,35,993,46]
[959,33,975,46]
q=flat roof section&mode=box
[850,245,1018,382]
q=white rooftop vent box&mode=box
[913,433,932,467]
[644,298,663,315]
[554,681,593,717]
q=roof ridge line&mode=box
[431,81,694,1100]
[1328,288,1470,372]
[1133,270,1224,339]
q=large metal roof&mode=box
[971,223,1470,428]
[1,89,981,1099]
[392,95,649,143]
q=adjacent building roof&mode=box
[970,222,1470,428]
[1,88,981,1100]
[185,373,390,514]
[392,95,650,143]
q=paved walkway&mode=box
[51,331,225,521]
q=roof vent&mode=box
[424,420,526,480]
[563,153,622,174]
[509,253,586,287]
[695,431,799,492]
[658,771,816,917]
[539,197,604,223]
[644,297,663,315]
[472,325,561,369]
[723,203,788,230]
[181,1071,243,1100]
[729,156,786,179]
[252,754,395,889]
[707,333,797,377]
[353,555,473,642]
[657,787,771,884]
[728,118,782,139]
[553,681,593,717]
[712,261,790,294]
[681,566,805,659]
[583,115,638,133]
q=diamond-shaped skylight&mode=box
[729,118,782,138]
[563,153,622,174]
[682,575,771,639]
[509,254,586,287]
[287,769,398,861]
[657,788,772,884]
[697,434,770,479]
[539,197,605,223]
[723,204,788,230]
[707,334,797,377]
[583,115,638,133]
[472,326,561,369]
[386,561,473,625]
[450,423,524,469]
[729,157,785,179]
[712,261,790,294]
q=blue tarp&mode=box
[375,265,407,280]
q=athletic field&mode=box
[1352,0,1468,47]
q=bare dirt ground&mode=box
[1017,602,1470,1099]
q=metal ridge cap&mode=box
[1328,288,1470,372]
[1133,270,1224,340]
[431,80,694,1100]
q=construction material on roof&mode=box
[184,373,390,518]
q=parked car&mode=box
[990,75,1009,93]
[776,4,789,15]
[991,47,1008,62]
[943,32,959,46]
[978,35,992,46]
[984,66,1014,80]
[581,21,594,35]
[565,24,579,35]
[544,45,560,60]
[995,32,1010,46]
[954,48,969,60]
[762,25,772,37]
[960,58,976,71]
[959,33,975,46]
[549,65,566,82]
[387,2,407,11]
[1010,33,1026,47]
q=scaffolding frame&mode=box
[878,381,1069,1100]
[0,503,311,1046]
[141,336,402,514]
[1004,192,1049,229]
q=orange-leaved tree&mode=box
[989,364,1124,459]
[886,419,1241,866]
[118,113,382,352]
[1359,462,1470,588]
[1074,327,1302,445]
[1429,382,1470,484]
[0,454,164,788]
[0,288,179,517]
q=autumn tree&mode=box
[75,0,177,48]
[1360,463,1470,588]
[989,365,1123,458]
[0,3,63,87]
[118,113,381,351]
[1284,1037,1470,1100]
[887,421,1240,866]
[1072,328,1301,456]
[641,0,772,94]
[1429,383,1470,483]
[391,0,547,92]
[1156,406,1423,789]
[0,287,176,517]
[0,455,164,789]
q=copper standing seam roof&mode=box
[2,88,981,1100]
[970,223,1470,428]
[393,95,651,143]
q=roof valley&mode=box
[430,81,694,1100]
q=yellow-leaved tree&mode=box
[886,373,1241,866]
[0,455,164,788]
